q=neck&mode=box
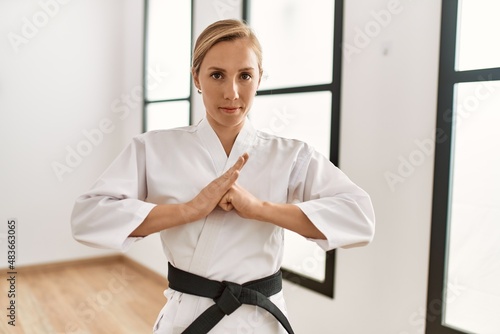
[207,118,244,156]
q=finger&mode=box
[205,170,239,204]
[206,153,249,200]
[219,154,248,186]
[222,170,239,187]
[230,153,249,173]
[219,202,233,212]
[218,194,234,211]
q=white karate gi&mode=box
[71,118,375,334]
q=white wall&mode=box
[0,0,442,333]
[0,0,144,266]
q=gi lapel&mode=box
[190,118,257,276]
[171,119,257,333]
[195,118,227,177]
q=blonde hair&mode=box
[192,19,263,77]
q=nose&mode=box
[223,79,239,100]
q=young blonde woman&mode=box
[71,19,375,334]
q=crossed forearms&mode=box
[129,153,325,240]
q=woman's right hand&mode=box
[130,153,249,237]
[182,153,249,222]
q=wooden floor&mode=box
[1,256,168,334]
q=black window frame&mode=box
[426,1,500,332]
[243,0,344,298]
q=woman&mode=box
[71,19,375,334]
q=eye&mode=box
[210,72,223,80]
[241,73,252,80]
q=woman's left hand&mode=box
[218,184,263,219]
[219,184,327,240]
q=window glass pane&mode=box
[249,0,334,90]
[146,101,190,131]
[250,91,332,158]
[456,0,500,71]
[281,230,326,282]
[146,0,191,100]
[250,91,332,281]
[444,81,500,333]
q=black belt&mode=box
[167,262,294,334]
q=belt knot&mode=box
[215,281,242,315]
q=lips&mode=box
[219,107,241,113]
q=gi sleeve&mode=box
[289,146,375,251]
[70,135,157,251]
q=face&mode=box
[193,38,261,132]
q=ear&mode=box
[192,69,201,91]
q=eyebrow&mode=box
[207,66,256,72]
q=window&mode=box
[144,0,344,298]
[143,0,192,131]
[426,1,500,332]
[244,0,343,298]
